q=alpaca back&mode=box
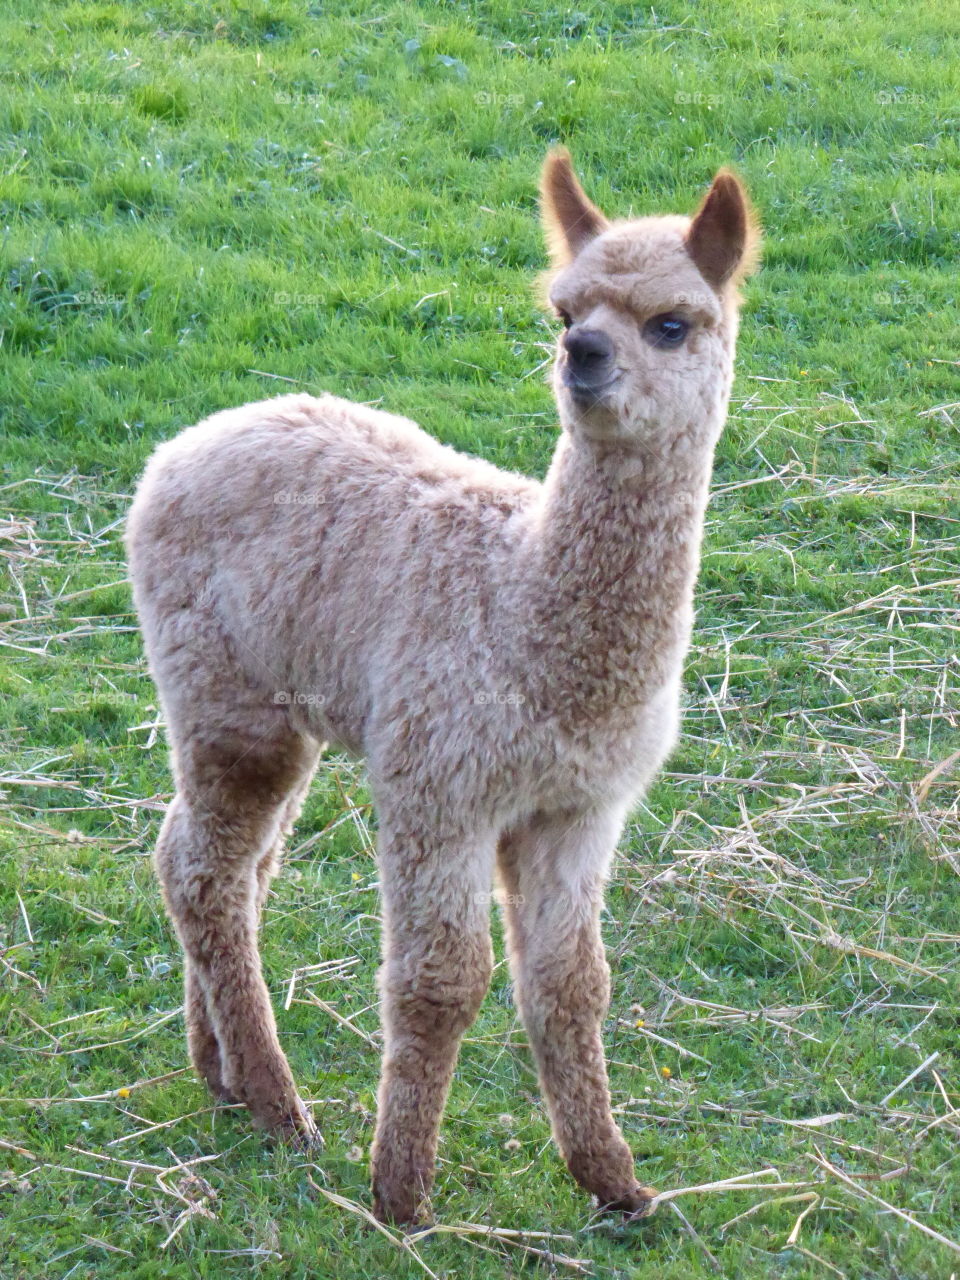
[126,392,539,759]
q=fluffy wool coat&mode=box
[125,149,758,1224]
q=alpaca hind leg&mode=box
[253,752,320,912]
[154,726,319,1140]
[179,748,321,1103]
[184,960,234,1100]
[497,808,657,1216]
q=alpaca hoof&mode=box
[601,1184,659,1220]
[252,1093,321,1148]
[280,1095,322,1149]
[199,1070,239,1105]
[372,1185,432,1227]
[373,1199,432,1228]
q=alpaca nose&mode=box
[563,327,614,374]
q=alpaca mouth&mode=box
[562,371,621,406]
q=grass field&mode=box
[2,1,959,1276]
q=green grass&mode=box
[2,1,959,1276]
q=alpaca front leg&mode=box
[498,809,657,1216]
[370,822,495,1224]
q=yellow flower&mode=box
[635,1019,645,1028]
[660,1066,672,1079]
[351,872,362,882]
[799,370,808,376]
[117,1087,131,1099]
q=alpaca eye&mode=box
[557,309,573,329]
[644,313,690,348]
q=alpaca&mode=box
[125,149,759,1225]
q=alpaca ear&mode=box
[686,169,760,288]
[540,148,609,266]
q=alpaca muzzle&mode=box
[561,327,619,402]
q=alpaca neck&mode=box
[520,426,716,720]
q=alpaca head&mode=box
[540,150,760,451]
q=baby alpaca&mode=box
[126,150,758,1225]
